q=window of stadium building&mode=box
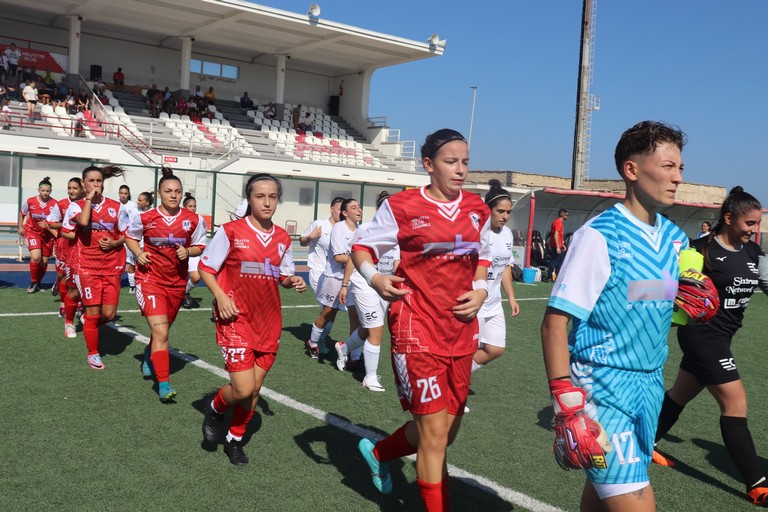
[190,59,239,80]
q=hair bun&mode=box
[729,186,744,195]
[488,179,502,189]
[161,165,174,176]
[43,176,51,181]
[184,192,192,198]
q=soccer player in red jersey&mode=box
[352,129,491,511]
[62,165,129,370]
[181,192,207,309]
[18,176,57,293]
[125,167,207,402]
[45,177,85,325]
[199,173,306,465]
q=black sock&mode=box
[720,416,765,489]
[655,391,685,444]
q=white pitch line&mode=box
[103,319,566,512]
[0,297,550,318]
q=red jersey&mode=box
[548,217,564,249]
[125,207,207,287]
[62,197,127,276]
[199,217,294,353]
[353,187,491,357]
[47,197,75,265]
[21,195,57,236]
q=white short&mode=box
[188,255,200,273]
[348,281,386,328]
[315,274,346,311]
[478,313,507,347]
[125,250,136,267]
[593,481,650,500]
[308,267,322,294]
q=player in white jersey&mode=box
[472,180,520,376]
[300,197,344,353]
[306,198,361,359]
[181,192,208,309]
[119,185,139,293]
[541,121,689,511]
[335,191,400,391]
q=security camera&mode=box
[191,37,196,42]
[78,15,84,21]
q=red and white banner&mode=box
[1,45,68,73]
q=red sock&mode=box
[228,405,255,439]
[212,388,231,413]
[150,349,170,383]
[417,479,444,512]
[64,294,78,323]
[374,421,416,462]
[37,262,47,283]
[82,314,100,355]
[29,261,40,283]
[58,276,68,301]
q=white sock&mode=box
[185,279,195,294]
[343,330,365,354]
[225,431,242,443]
[471,360,485,373]
[320,321,334,342]
[127,272,135,287]
[363,341,381,380]
[309,324,324,345]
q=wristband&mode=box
[472,280,488,292]
[341,283,348,287]
[548,377,573,393]
[359,260,380,287]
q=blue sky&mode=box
[278,1,768,205]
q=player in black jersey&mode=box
[652,186,768,506]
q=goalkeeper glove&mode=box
[550,378,612,471]
[676,269,719,323]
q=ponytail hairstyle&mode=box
[242,173,282,217]
[702,186,762,271]
[485,179,512,208]
[420,128,467,160]
[138,191,154,207]
[38,176,52,188]
[82,164,126,180]
[182,192,196,208]
[158,165,181,188]
[375,190,390,209]
[339,197,358,221]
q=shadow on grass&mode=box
[692,437,768,495]
[536,405,554,432]
[191,390,271,454]
[294,421,514,511]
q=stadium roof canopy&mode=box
[0,0,443,76]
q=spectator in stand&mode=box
[65,88,78,115]
[74,105,86,137]
[263,101,276,120]
[112,67,125,91]
[299,111,315,133]
[175,95,188,116]
[36,77,51,106]
[2,98,11,130]
[22,80,37,122]
[292,103,302,130]
[42,68,55,91]
[4,43,22,79]
[0,53,6,82]
[93,77,107,96]
[0,83,8,101]
[151,90,163,118]
[187,95,198,116]
[55,76,68,104]
[240,92,254,112]
[145,84,158,110]
[163,88,176,115]
[20,67,32,83]
[28,67,40,83]
[204,86,216,106]
[77,89,90,111]
[194,85,203,99]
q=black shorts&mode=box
[677,326,740,385]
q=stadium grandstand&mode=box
[0,0,440,244]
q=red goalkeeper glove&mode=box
[550,379,612,470]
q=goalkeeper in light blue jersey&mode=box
[541,121,689,512]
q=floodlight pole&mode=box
[468,86,478,151]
